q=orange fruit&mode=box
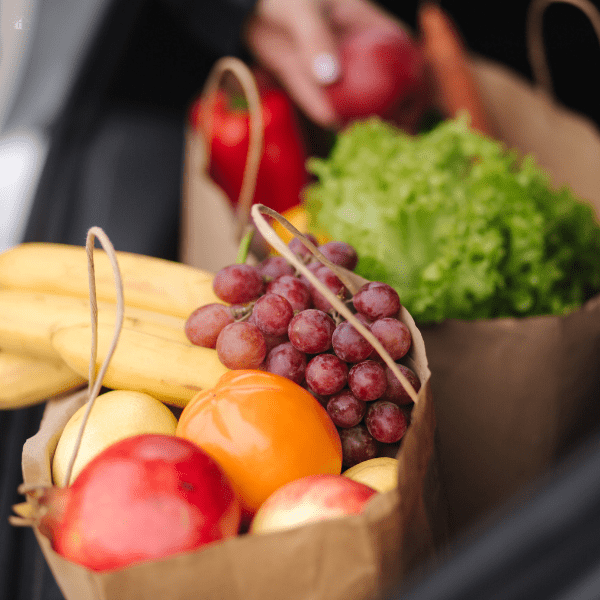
[176,370,342,515]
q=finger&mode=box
[326,0,408,36]
[251,29,339,128]
[285,1,342,86]
[247,0,341,84]
[312,52,339,86]
[245,0,342,127]
[278,60,340,127]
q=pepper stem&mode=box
[228,93,249,111]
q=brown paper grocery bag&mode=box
[16,212,447,600]
[180,57,268,272]
[178,0,600,545]
[416,0,600,536]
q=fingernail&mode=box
[312,53,339,85]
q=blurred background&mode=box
[2,1,600,599]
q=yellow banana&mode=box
[0,242,223,318]
[0,290,190,361]
[0,350,85,410]
[52,322,230,408]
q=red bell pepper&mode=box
[188,72,309,215]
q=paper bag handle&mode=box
[199,56,264,243]
[251,204,419,404]
[527,0,600,98]
[60,228,125,487]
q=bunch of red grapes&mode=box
[185,236,421,468]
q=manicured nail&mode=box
[312,53,339,85]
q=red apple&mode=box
[326,26,430,132]
[37,434,242,572]
[249,474,377,534]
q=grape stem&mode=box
[236,227,255,264]
[231,303,254,322]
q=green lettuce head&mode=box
[305,115,600,322]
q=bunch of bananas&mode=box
[0,243,229,410]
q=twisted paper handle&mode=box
[61,227,125,487]
[527,0,600,98]
[200,56,264,243]
[251,204,419,404]
[11,228,125,524]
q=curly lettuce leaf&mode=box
[305,115,600,322]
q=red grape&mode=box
[352,312,373,327]
[378,441,401,459]
[256,256,295,280]
[348,360,387,401]
[289,233,319,261]
[332,320,373,363]
[213,264,264,304]
[309,265,348,313]
[305,353,349,396]
[266,275,312,313]
[288,309,335,354]
[186,235,417,471]
[185,303,234,349]
[305,387,330,408]
[261,332,289,352]
[339,424,378,467]
[326,390,366,428]
[380,364,421,405]
[318,241,358,271]
[365,400,408,443]
[251,293,294,337]
[369,317,412,360]
[353,281,401,320]
[297,259,323,290]
[215,322,267,369]
[264,342,307,385]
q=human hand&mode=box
[244,0,405,129]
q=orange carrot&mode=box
[418,3,494,136]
